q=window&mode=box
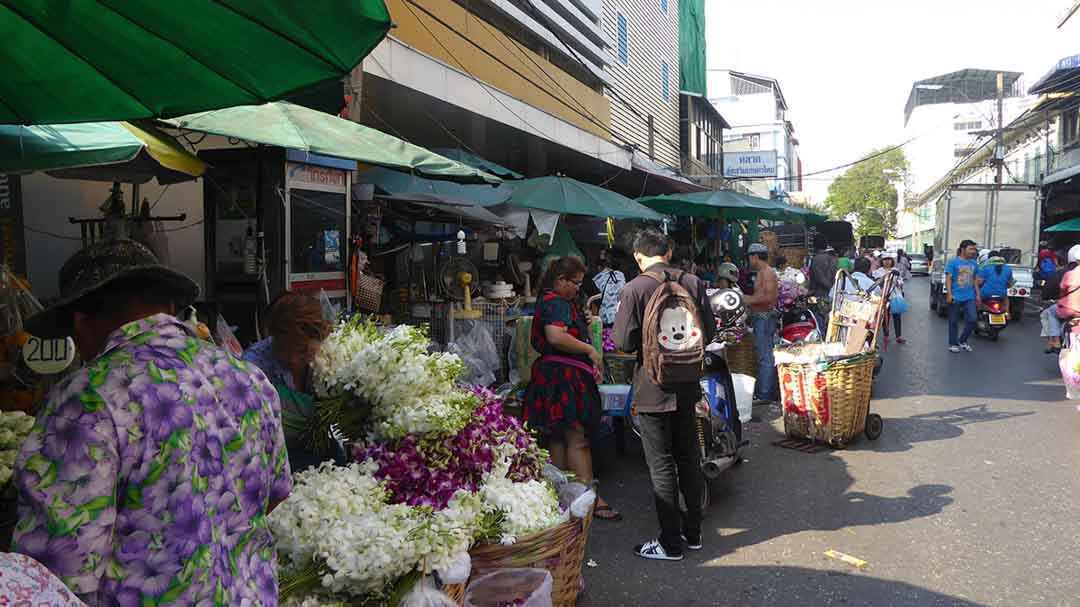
[617,13,628,65]
[1062,110,1080,148]
[953,121,982,131]
[660,0,668,13]
[953,145,976,158]
[661,61,669,101]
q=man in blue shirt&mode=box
[977,251,1014,317]
[946,239,981,353]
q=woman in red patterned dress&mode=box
[524,257,619,519]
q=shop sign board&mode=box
[0,174,25,275]
[287,162,347,189]
[723,151,777,179]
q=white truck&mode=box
[929,184,1039,321]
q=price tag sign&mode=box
[22,336,75,375]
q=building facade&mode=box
[602,0,682,169]
[709,70,800,199]
[899,69,1033,250]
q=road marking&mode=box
[824,550,868,568]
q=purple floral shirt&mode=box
[13,314,292,606]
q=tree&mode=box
[824,147,909,237]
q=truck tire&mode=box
[1010,297,1024,322]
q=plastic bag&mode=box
[215,314,243,358]
[1059,340,1080,400]
[435,552,471,586]
[464,569,553,607]
[400,576,458,607]
[448,321,500,386]
[318,289,341,323]
[889,292,909,315]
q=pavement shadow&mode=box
[846,403,1035,453]
[703,420,954,558]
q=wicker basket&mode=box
[603,353,636,384]
[778,352,875,447]
[354,273,384,312]
[442,582,465,605]
[725,335,757,378]
[467,507,593,607]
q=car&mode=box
[908,253,929,275]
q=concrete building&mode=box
[898,69,1034,251]
[709,70,801,199]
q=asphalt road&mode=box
[580,277,1080,607]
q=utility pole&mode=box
[987,72,1005,247]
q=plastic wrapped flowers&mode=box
[777,267,809,313]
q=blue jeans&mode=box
[948,299,977,346]
[751,312,779,400]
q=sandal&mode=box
[594,502,622,521]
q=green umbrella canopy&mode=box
[430,148,523,179]
[0,121,206,184]
[357,167,512,206]
[508,176,665,220]
[167,102,501,184]
[0,0,390,125]
[1046,217,1080,232]
[638,189,826,223]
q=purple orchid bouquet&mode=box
[353,386,546,510]
[602,327,616,353]
[776,268,809,313]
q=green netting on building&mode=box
[679,0,706,96]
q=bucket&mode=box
[597,384,631,412]
[731,374,755,424]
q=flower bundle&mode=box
[0,410,33,486]
[601,327,616,353]
[312,318,479,441]
[777,267,809,313]
[271,461,483,603]
[354,387,546,510]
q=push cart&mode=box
[776,269,895,447]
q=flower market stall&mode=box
[271,318,595,606]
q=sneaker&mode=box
[634,539,684,561]
[960,342,973,352]
[681,534,703,551]
[896,337,907,344]
[949,345,961,353]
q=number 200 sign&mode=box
[22,336,76,375]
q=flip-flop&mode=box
[594,503,622,521]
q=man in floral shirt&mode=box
[14,239,292,606]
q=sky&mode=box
[705,0,1080,203]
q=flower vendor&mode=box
[524,256,619,520]
[245,292,345,472]
[13,239,292,606]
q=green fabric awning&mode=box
[0,121,206,184]
[0,0,390,124]
[638,190,826,224]
[679,0,707,97]
[508,176,666,221]
[167,102,501,184]
[357,167,512,206]
[430,148,523,179]
[1046,217,1080,232]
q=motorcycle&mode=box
[975,296,1009,341]
[779,295,821,344]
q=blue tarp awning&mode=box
[1030,54,1080,94]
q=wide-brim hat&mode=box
[24,238,200,339]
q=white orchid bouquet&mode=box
[310,318,480,447]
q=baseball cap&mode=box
[1069,244,1080,264]
[748,243,769,254]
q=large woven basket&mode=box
[465,507,593,607]
[442,582,465,605]
[725,335,757,378]
[778,352,875,447]
[354,273,384,312]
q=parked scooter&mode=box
[975,296,1009,341]
[779,297,821,344]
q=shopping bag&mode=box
[1059,339,1080,400]
[889,292,908,315]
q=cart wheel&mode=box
[865,413,883,440]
